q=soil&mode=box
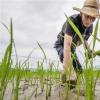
[3,79,100,100]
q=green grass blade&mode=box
[92,34,100,42]
[64,13,86,49]
[37,42,47,60]
[92,20,99,50]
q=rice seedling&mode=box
[0,16,100,100]
[14,63,21,100]
[0,18,13,100]
[65,13,100,100]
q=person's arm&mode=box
[63,34,72,73]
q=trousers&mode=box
[58,48,82,73]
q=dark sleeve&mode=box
[54,17,76,62]
[64,17,76,37]
[54,21,68,49]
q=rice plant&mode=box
[65,14,100,100]
[0,18,13,100]
[0,16,100,100]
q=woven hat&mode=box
[73,0,100,18]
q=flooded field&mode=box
[4,78,100,100]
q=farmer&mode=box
[54,0,100,83]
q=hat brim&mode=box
[73,7,100,19]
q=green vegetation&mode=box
[65,14,100,100]
[0,17,100,100]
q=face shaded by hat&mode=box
[73,0,100,18]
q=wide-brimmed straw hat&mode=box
[73,0,100,18]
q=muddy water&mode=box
[3,79,100,100]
